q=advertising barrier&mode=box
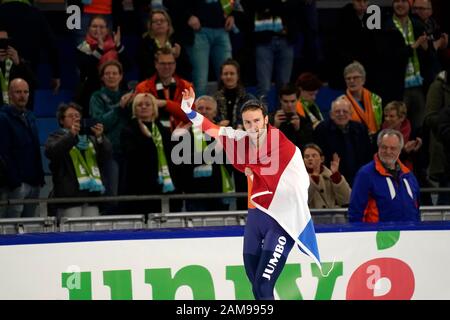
[0,222,449,300]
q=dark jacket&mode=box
[0,1,60,78]
[371,15,426,104]
[136,35,191,82]
[0,59,36,106]
[241,0,302,44]
[121,119,177,195]
[213,86,255,128]
[0,105,44,189]
[75,41,130,117]
[45,129,112,203]
[270,111,314,149]
[313,119,373,186]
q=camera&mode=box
[79,118,97,135]
[0,38,9,50]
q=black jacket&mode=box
[45,129,112,204]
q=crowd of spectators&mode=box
[0,0,449,223]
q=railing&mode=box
[1,205,450,235]
[1,188,449,214]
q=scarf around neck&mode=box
[141,121,175,193]
[69,134,105,193]
[0,58,13,105]
[85,33,118,66]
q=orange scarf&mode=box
[346,88,377,135]
[295,100,306,118]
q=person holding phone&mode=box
[45,102,112,219]
[271,83,313,149]
[0,27,34,107]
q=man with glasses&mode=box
[313,95,373,186]
[135,47,192,132]
[349,128,420,223]
[0,78,44,218]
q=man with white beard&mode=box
[349,128,420,223]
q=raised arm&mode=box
[181,87,220,138]
[181,88,248,141]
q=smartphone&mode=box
[79,118,97,135]
[0,38,9,50]
[284,112,294,123]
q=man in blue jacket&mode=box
[349,128,420,223]
[0,78,44,218]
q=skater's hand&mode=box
[181,87,195,113]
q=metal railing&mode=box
[1,190,450,235]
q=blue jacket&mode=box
[349,154,420,223]
[0,105,44,188]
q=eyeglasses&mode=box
[345,76,363,82]
[65,113,80,119]
[333,109,351,115]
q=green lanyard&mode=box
[0,59,13,105]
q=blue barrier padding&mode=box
[1,221,450,247]
[36,117,59,145]
[34,89,74,118]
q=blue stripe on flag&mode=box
[187,110,197,120]
[298,218,321,263]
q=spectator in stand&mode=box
[313,95,373,186]
[76,15,129,117]
[135,47,192,132]
[425,59,450,204]
[184,0,238,96]
[121,93,177,214]
[45,103,112,218]
[241,0,300,104]
[344,61,382,141]
[329,0,375,90]
[437,103,450,204]
[349,128,420,223]
[303,143,351,209]
[213,58,254,129]
[295,72,324,129]
[381,0,428,132]
[272,83,313,149]
[89,60,134,211]
[69,0,114,44]
[0,1,60,105]
[381,101,423,173]
[412,0,449,91]
[0,27,35,107]
[0,78,44,218]
[174,95,233,211]
[212,58,254,210]
[136,8,191,82]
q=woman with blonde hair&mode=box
[121,93,176,214]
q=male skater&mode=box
[181,88,321,300]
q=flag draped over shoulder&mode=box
[242,128,322,268]
[183,99,321,268]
